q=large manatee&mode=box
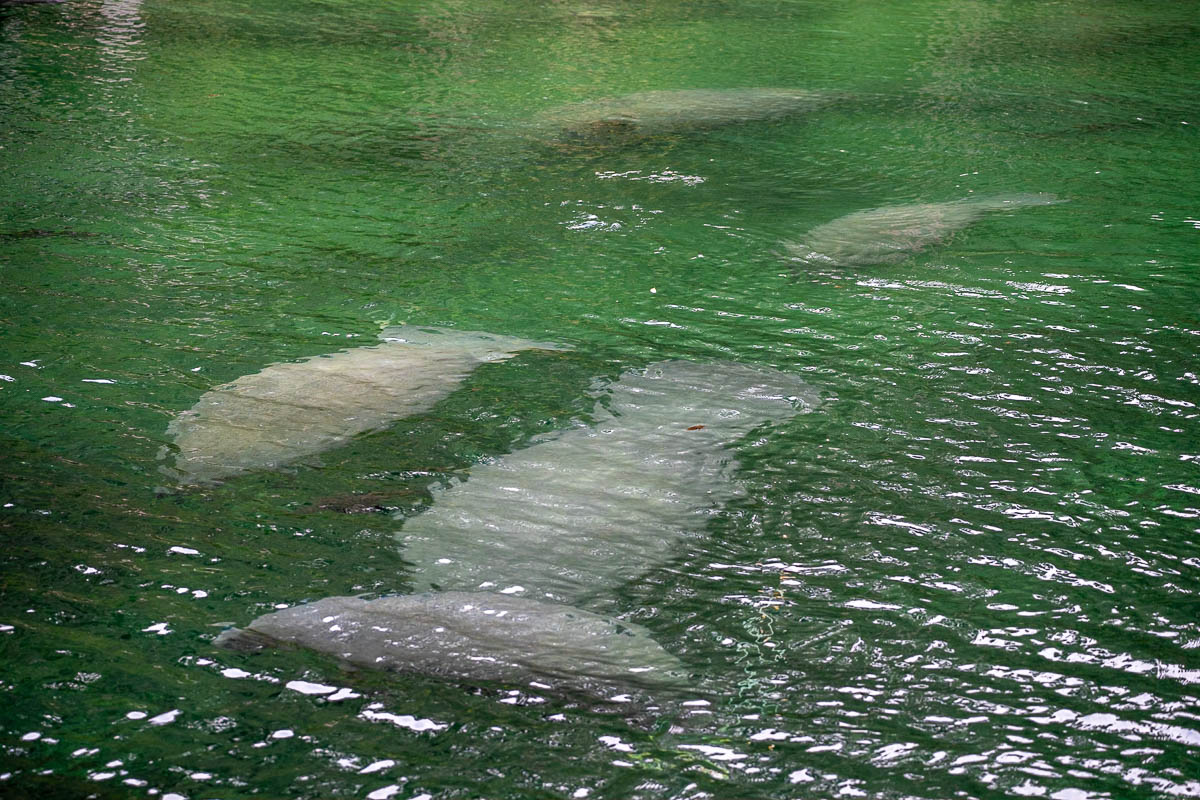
[396,359,821,604]
[538,88,831,142]
[165,325,567,485]
[784,193,1063,268]
[218,361,822,699]
[215,592,688,697]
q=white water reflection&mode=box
[2,1,1199,798]
[596,169,706,186]
[96,0,144,63]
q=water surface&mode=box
[2,1,1198,798]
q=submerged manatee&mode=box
[538,88,831,142]
[215,592,688,697]
[218,360,822,700]
[397,359,822,603]
[784,193,1063,268]
[165,325,567,485]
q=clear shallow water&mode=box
[1,0,1198,798]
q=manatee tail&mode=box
[966,192,1066,210]
[378,325,572,362]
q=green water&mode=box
[2,0,1199,797]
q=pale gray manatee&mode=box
[396,359,822,604]
[217,360,821,700]
[783,193,1063,268]
[164,325,567,485]
[215,592,689,698]
[537,88,831,142]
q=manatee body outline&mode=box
[538,87,832,142]
[394,359,822,606]
[784,193,1064,268]
[164,325,567,485]
[216,592,690,698]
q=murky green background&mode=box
[2,0,1198,797]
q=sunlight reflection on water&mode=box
[1,0,1199,797]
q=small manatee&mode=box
[784,193,1064,268]
[538,88,832,142]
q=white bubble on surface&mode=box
[358,760,395,775]
[286,680,337,695]
[147,710,180,726]
[366,786,401,800]
[678,744,748,761]
[359,705,447,733]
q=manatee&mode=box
[783,193,1064,268]
[164,325,568,485]
[217,360,822,699]
[537,88,831,142]
[215,592,689,698]
[396,359,822,604]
